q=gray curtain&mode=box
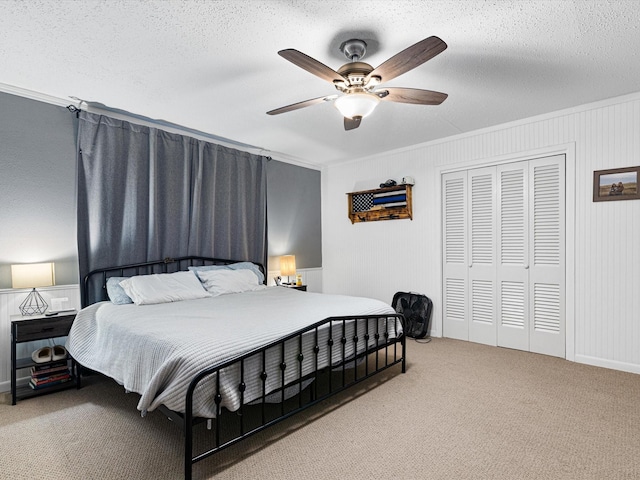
[77,111,267,305]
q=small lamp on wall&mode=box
[280,255,296,285]
[11,263,55,316]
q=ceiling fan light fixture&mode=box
[270,36,448,131]
[334,92,380,119]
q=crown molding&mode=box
[0,82,76,108]
[0,82,320,169]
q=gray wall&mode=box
[0,92,78,287]
[0,91,322,288]
[267,160,322,271]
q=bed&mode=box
[67,256,406,479]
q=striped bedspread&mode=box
[66,287,397,418]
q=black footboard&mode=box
[183,313,405,480]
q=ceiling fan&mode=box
[267,36,448,131]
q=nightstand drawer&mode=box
[13,315,75,342]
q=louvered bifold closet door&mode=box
[496,161,530,352]
[468,167,497,346]
[528,155,565,358]
[442,171,469,340]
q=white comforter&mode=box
[66,287,397,418]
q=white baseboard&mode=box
[574,354,640,375]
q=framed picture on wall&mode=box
[593,166,640,202]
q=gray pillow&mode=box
[106,276,133,305]
[227,262,265,284]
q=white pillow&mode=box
[195,268,264,297]
[119,271,211,305]
[189,262,265,284]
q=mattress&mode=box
[66,287,398,418]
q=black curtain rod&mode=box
[65,103,272,161]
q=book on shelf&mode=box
[30,363,69,377]
[29,371,71,386]
[29,376,72,390]
[32,360,67,370]
[31,359,67,371]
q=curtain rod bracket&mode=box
[66,105,81,118]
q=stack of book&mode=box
[29,361,72,390]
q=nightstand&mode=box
[10,311,80,405]
[280,284,307,291]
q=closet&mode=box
[442,155,565,358]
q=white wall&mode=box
[322,91,640,375]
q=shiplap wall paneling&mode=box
[573,100,640,371]
[323,92,639,373]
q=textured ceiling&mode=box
[2,0,640,167]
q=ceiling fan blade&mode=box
[278,49,346,84]
[344,116,362,131]
[267,95,337,115]
[378,87,448,105]
[366,36,447,83]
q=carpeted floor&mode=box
[1,338,639,480]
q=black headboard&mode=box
[82,256,266,308]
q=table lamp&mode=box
[279,255,296,285]
[11,262,55,315]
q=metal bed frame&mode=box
[82,256,406,480]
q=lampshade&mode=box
[334,92,381,119]
[280,255,296,276]
[12,263,55,315]
[11,263,55,288]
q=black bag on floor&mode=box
[391,291,433,339]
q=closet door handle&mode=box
[524,265,529,270]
